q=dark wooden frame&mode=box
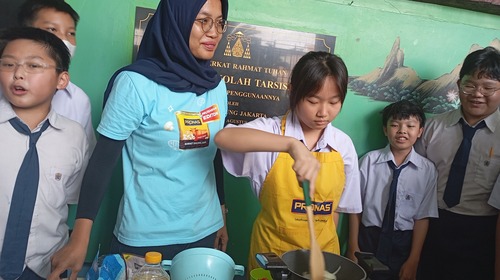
[411,0,500,16]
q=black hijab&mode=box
[103,0,229,105]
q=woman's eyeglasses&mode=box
[195,17,228,34]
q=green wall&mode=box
[65,0,500,267]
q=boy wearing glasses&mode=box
[415,46,500,280]
[0,27,89,280]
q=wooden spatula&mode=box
[302,180,325,280]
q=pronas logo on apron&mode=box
[291,199,334,215]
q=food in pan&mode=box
[302,265,341,280]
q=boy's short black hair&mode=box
[289,51,349,111]
[0,27,70,72]
[382,100,426,128]
[18,0,80,27]
[460,46,500,82]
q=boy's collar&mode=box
[0,97,61,130]
[452,107,500,132]
[0,96,17,124]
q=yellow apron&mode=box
[248,114,346,272]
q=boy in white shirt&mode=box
[350,100,438,280]
[0,27,89,280]
[18,0,96,149]
[415,47,500,280]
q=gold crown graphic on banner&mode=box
[224,31,251,59]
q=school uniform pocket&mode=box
[395,191,424,230]
[41,166,75,208]
[473,154,500,189]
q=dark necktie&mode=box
[443,119,486,208]
[0,118,50,280]
[377,160,409,262]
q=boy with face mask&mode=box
[17,0,96,149]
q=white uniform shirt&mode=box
[52,81,96,150]
[0,97,90,278]
[220,113,362,214]
[415,108,500,216]
[359,145,439,230]
[488,178,500,210]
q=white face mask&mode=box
[62,40,76,58]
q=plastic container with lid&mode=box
[132,251,170,280]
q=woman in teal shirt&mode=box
[48,0,229,278]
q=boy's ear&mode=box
[417,126,424,138]
[383,125,388,136]
[56,71,70,91]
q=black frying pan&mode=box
[256,249,367,280]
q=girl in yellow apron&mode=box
[215,51,362,272]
